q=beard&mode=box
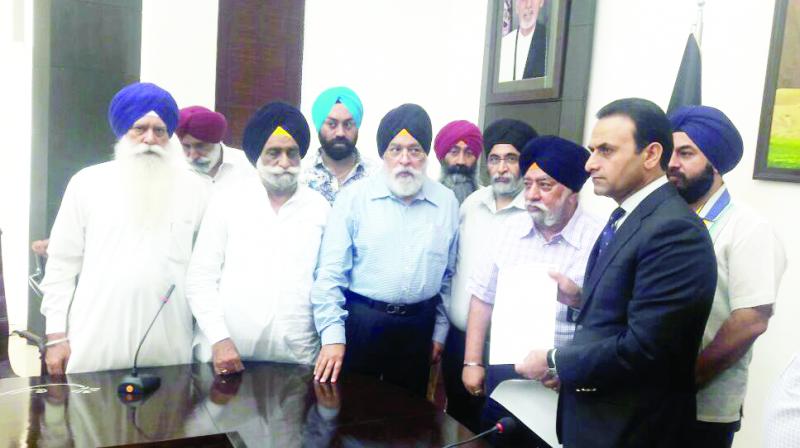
[386,163,426,199]
[440,163,478,204]
[114,137,185,228]
[188,144,222,174]
[491,172,524,197]
[527,190,571,229]
[320,132,357,161]
[257,161,301,194]
[668,163,714,204]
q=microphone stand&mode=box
[117,284,175,402]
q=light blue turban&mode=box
[107,82,179,138]
[311,86,363,131]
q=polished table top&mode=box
[0,362,487,447]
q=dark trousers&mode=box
[482,364,551,447]
[441,327,485,434]
[686,419,741,448]
[342,292,436,398]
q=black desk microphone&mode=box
[117,284,175,402]
[442,416,517,447]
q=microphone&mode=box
[117,284,175,402]
[442,416,517,448]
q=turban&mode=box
[483,119,538,155]
[520,135,590,192]
[175,106,228,143]
[376,103,432,157]
[311,86,364,131]
[433,120,483,160]
[107,82,179,138]
[668,105,743,174]
[242,102,310,165]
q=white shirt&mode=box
[195,145,258,194]
[498,28,535,82]
[765,353,800,448]
[449,187,527,331]
[186,180,330,365]
[40,161,207,373]
[696,186,787,422]
[616,176,668,228]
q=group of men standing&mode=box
[37,81,785,448]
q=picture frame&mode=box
[484,0,571,105]
[753,0,800,182]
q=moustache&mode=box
[526,201,548,213]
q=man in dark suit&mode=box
[515,98,716,447]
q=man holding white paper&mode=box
[462,135,602,445]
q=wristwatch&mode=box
[546,348,557,374]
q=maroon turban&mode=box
[175,106,227,143]
[433,120,483,160]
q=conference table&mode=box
[0,362,488,447]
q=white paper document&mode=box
[489,262,557,365]
[491,379,561,447]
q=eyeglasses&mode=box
[385,146,427,161]
[487,154,520,165]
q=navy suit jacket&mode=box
[555,182,716,448]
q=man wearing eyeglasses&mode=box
[438,118,535,432]
[310,103,459,398]
[463,135,603,446]
[186,102,330,376]
[40,82,207,374]
[433,120,483,204]
[302,86,376,204]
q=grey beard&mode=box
[441,172,478,204]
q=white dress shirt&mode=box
[196,145,259,194]
[765,353,800,448]
[186,179,330,365]
[40,161,207,373]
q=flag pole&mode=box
[693,0,706,47]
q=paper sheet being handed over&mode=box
[489,262,558,365]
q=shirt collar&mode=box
[697,185,729,222]
[478,187,526,214]
[313,147,366,172]
[619,176,669,217]
[368,174,440,206]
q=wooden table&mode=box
[0,362,487,447]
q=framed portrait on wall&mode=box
[484,0,570,104]
[754,0,800,182]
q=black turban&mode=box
[242,102,310,165]
[520,136,590,192]
[483,118,538,155]
[376,103,432,157]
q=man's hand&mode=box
[430,341,444,364]
[515,349,549,381]
[315,343,345,383]
[44,333,70,376]
[462,365,486,396]
[542,372,561,391]
[549,272,581,308]
[211,338,245,376]
[31,239,50,258]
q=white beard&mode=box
[491,172,524,197]
[386,163,426,199]
[189,144,222,174]
[114,137,186,229]
[257,160,300,194]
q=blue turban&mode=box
[376,103,432,157]
[668,105,743,174]
[483,119,538,156]
[520,136,590,192]
[107,82,179,138]
[242,102,310,165]
[311,86,364,131]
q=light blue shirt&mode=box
[311,173,459,345]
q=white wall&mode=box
[584,1,796,447]
[0,0,33,340]
[301,0,488,177]
[140,0,219,109]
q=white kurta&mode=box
[186,181,330,365]
[40,161,207,374]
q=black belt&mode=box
[345,290,437,316]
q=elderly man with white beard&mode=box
[463,135,603,446]
[39,82,207,374]
[441,118,537,433]
[186,102,330,376]
[310,103,459,397]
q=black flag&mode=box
[668,34,702,114]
